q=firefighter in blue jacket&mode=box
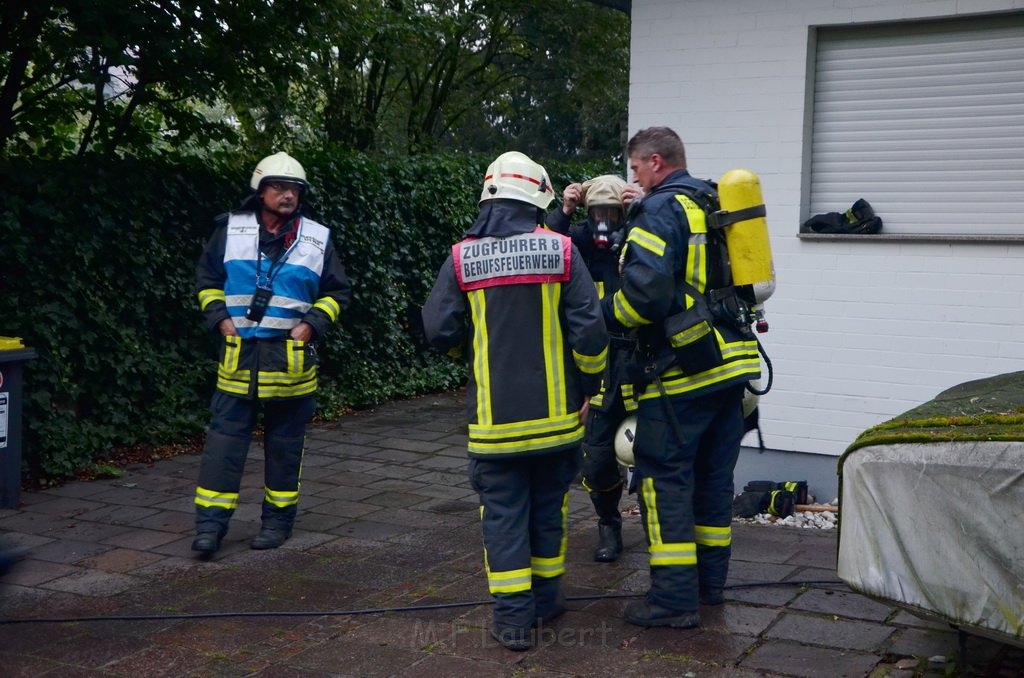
[609,128,761,628]
[547,175,640,563]
[422,152,608,650]
[191,152,351,556]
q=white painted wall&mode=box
[630,0,1024,456]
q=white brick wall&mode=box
[632,0,1024,456]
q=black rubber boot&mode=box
[591,487,623,562]
[490,624,533,651]
[191,532,221,557]
[251,526,292,550]
[624,600,700,629]
[699,587,725,606]
[533,576,566,625]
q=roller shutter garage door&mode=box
[809,13,1024,236]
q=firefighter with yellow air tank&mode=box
[608,126,772,629]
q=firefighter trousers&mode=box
[194,390,314,537]
[632,384,744,612]
[468,446,581,630]
[581,392,627,495]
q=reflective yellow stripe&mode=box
[595,280,605,299]
[668,320,711,348]
[650,542,698,566]
[639,357,761,399]
[286,341,303,374]
[194,486,239,510]
[198,288,225,310]
[621,383,639,412]
[612,290,650,328]
[695,524,731,547]
[216,367,251,396]
[468,411,581,439]
[469,290,492,426]
[223,336,241,372]
[258,380,318,399]
[531,555,565,578]
[573,344,607,375]
[541,283,566,417]
[676,194,708,234]
[641,477,662,546]
[257,370,317,383]
[264,487,299,508]
[559,490,570,563]
[627,227,666,257]
[530,490,569,579]
[677,194,708,294]
[639,332,759,399]
[720,336,759,359]
[486,566,533,594]
[312,296,341,321]
[467,426,584,455]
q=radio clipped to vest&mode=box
[245,283,274,323]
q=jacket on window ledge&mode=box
[802,198,882,234]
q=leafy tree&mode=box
[443,0,630,160]
[0,0,629,160]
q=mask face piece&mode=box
[589,205,624,250]
[589,205,623,229]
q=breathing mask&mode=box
[588,204,625,252]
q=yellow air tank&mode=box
[718,168,775,332]
[717,169,774,290]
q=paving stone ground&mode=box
[1,390,1021,677]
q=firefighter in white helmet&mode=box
[191,151,351,556]
[546,175,641,563]
[422,151,608,650]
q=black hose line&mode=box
[746,336,773,396]
[0,579,845,625]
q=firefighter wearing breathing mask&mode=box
[546,175,640,564]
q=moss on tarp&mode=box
[844,371,1024,456]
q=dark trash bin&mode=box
[0,337,37,508]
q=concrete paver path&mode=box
[1,391,1020,677]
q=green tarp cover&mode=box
[838,371,1024,647]
[843,370,1024,459]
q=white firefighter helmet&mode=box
[614,415,638,467]
[581,175,626,208]
[479,151,554,209]
[250,151,309,192]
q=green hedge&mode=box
[0,151,614,479]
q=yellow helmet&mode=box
[614,415,638,467]
[479,151,554,209]
[250,152,309,192]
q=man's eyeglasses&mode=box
[264,181,303,194]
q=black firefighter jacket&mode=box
[604,170,761,402]
[423,200,609,459]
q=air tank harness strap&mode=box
[708,204,766,230]
[651,369,689,448]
